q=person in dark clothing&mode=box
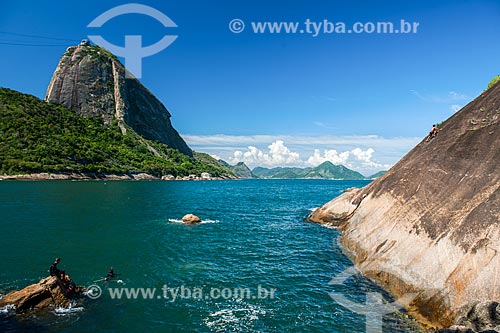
[50,258,62,277]
[105,267,115,281]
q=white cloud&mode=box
[210,153,221,160]
[313,121,337,130]
[183,134,420,174]
[229,140,301,167]
[351,148,381,168]
[410,90,470,103]
[183,134,419,150]
[411,90,471,115]
[305,147,383,169]
[306,149,350,166]
[351,147,373,162]
[450,104,462,113]
[448,91,469,101]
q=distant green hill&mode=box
[252,166,306,179]
[367,170,387,179]
[304,162,366,179]
[222,161,254,178]
[252,161,366,180]
[0,88,232,177]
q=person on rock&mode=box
[49,258,62,277]
[426,124,441,142]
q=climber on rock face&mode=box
[426,124,441,142]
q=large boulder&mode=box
[182,214,201,224]
[309,80,500,329]
[0,276,78,312]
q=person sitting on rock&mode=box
[49,258,62,277]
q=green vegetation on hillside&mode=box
[0,88,233,177]
[229,162,254,178]
[65,44,119,63]
[487,75,500,90]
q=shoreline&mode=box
[0,173,239,181]
[0,173,377,181]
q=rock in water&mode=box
[0,276,75,311]
[309,80,500,329]
[45,43,192,156]
[182,214,201,224]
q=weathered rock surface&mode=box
[0,276,75,311]
[309,81,500,329]
[45,43,192,156]
[450,301,500,332]
[182,214,201,224]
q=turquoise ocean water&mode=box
[0,180,423,332]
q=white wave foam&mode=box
[200,219,220,224]
[0,304,16,314]
[204,302,266,330]
[168,219,220,224]
[52,304,84,316]
[308,207,319,212]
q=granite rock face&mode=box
[309,81,500,328]
[45,44,192,156]
[0,276,75,311]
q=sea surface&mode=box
[0,179,424,332]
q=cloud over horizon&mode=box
[410,90,470,115]
[229,140,301,167]
[183,134,414,174]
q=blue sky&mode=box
[1,0,500,174]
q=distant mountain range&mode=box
[253,161,367,179]
[221,160,387,180]
[219,161,254,178]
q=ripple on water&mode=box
[203,299,268,332]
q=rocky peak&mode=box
[45,43,192,156]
